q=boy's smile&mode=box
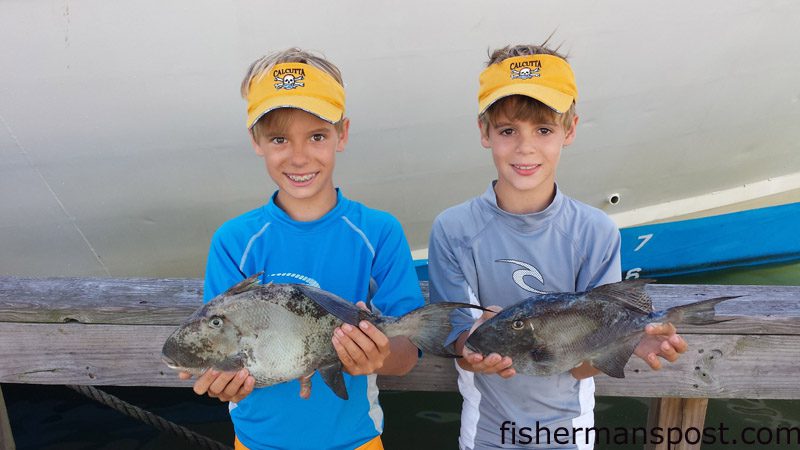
[510,164,541,176]
[285,172,318,185]
[480,113,578,214]
[250,109,349,221]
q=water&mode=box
[4,261,799,449]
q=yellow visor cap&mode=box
[478,54,577,114]
[246,62,345,128]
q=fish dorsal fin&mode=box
[589,279,655,313]
[318,362,348,400]
[294,284,367,326]
[222,272,264,297]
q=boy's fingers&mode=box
[355,301,369,311]
[341,324,378,357]
[231,376,256,402]
[646,322,677,336]
[645,353,662,370]
[332,335,356,368]
[208,371,237,397]
[479,353,501,368]
[659,341,680,362]
[464,352,483,365]
[192,370,217,395]
[358,321,390,353]
[473,353,511,373]
[488,353,505,365]
[486,356,513,373]
[670,335,688,353]
[221,369,249,399]
[333,330,370,371]
[178,371,192,380]
[498,367,516,379]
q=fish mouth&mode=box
[161,355,207,376]
[161,354,182,370]
[464,341,479,353]
[161,355,193,371]
[464,329,487,354]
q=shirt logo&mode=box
[267,272,320,288]
[496,259,546,294]
[273,68,306,90]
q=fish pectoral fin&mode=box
[318,362,348,400]
[295,284,366,326]
[591,341,637,379]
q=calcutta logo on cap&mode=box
[273,67,306,90]
[510,59,541,80]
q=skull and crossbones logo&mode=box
[274,74,305,90]
[511,67,540,80]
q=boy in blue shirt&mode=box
[179,48,423,450]
[428,44,688,449]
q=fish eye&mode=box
[512,320,525,330]
[209,317,224,328]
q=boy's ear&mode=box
[250,132,266,156]
[335,118,350,153]
[477,118,491,149]
[564,114,579,147]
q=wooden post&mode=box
[0,385,16,450]
[645,397,709,450]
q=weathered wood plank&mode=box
[2,322,799,399]
[1,278,799,334]
[0,385,15,450]
[645,398,709,450]
[0,323,189,387]
[0,277,202,325]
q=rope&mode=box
[66,384,232,450]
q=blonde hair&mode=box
[479,43,576,133]
[242,48,346,140]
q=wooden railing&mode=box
[1,277,799,450]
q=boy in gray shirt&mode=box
[428,44,688,449]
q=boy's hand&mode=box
[457,306,516,378]
[180,368,255,403]
[634,322,688,370]
[332,301,391,376]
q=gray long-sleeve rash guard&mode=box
[428,182,622,450]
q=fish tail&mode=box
[664,296,738,325]
[385,302,487,358]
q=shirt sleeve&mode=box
[367,216,424,318]
[427,216,478,348]
[203,228,247,302]
[576,217,622,291]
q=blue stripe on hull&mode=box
[620,202,800,279]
